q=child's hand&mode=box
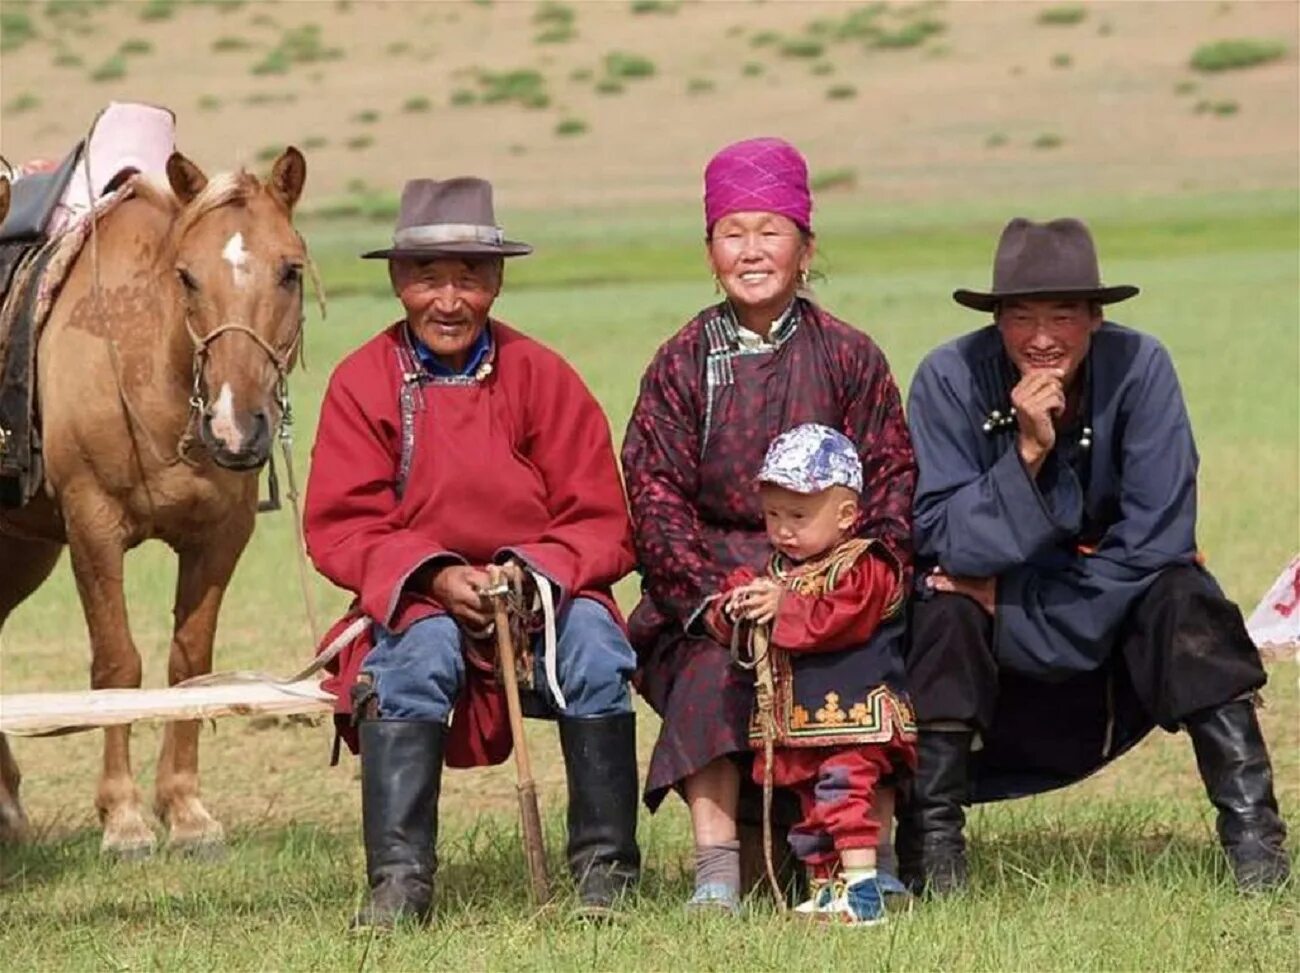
[726,578,783,625]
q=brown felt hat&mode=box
[361,177,533,260]
[953,217,1138,312]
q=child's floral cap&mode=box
[757,423,863,495]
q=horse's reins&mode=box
[731,618,785,910]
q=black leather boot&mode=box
[350,720,445,930]
[558,713,641,915]
[1186,699,1290,892]
[897,729,973,897]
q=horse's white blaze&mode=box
[209,382,243,452]
[221,232,251,287]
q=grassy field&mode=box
[1,189,1297,969]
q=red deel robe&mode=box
[304,320,635,764]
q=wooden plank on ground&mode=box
[0,679,333,736]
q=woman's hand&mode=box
[725,578,784,625]
[926,568,996,616]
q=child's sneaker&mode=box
[684,882,740,916]
[795,874,887,926]
[793,878,835,914]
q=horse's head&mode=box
[166,148,306,471]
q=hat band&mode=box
[393,223,505,248]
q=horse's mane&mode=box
[171,170,263,239]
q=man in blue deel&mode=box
[899,217,1289,895]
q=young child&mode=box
[708,423,917,925]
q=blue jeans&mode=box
[363,597,635,721]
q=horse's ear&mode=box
[0,178,9,227]
[167,152,208,205]
[269,146,306,212]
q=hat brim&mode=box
[361,240,533,260]
[952,284,1139,313]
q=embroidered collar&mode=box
[718,298,801,352]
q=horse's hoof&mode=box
[100,816,158,860]
[169,830,227,861]
[102,836,157,861]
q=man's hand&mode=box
[1011,368,1065,477]
[926,568,996,616]
[428,564,493,630]
[725,578,784,625]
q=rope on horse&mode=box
[732,619,785,910]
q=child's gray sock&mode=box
[694,839,741,893]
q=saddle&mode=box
[0,102,175,509]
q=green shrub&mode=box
[1197,98,1240,116]
[554,117,588,137]
[810,60,834,75]
[985,132,1008,148]
[825,84,857,100]
[53,49,84,67]
[1032,132,1064,149]
[605,51,655,78]
[212,35,252,52]
[353,109,380,124]
[569,67,593,81]
[252,49,290,75]
[90,53,127,81]
[750,30,779,47]
[345,135,374,150]
[386,42,411,56]
[595,77,624,94]
[243,91,296,105]
[301,135,328,149]
[1037,4,1087,26]
[686,77,715,95]
[741,61,764,77]
[45,0,102,19]
[4,92,40,115]
[1052,52,1072,68]
[508,143,527,156]
[631,0,678,12]
[197,95,222,111]
[119,37,152,55]
[535,26,575,44]
[873,18,945,49]
[478,68,549,108]
[1174,80,1198,95]
[256,145,281,162]
[140,0,176,22]
[533,2,574,27]
[810,167,856,192]
[450,89,476,106]
[402,95,432,113]
[1,10,36,52]
[780,37,824,58]
[832,5,886,41]
[1190,38,1286,72]
[279,23,343,63]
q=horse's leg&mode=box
[63,512,155,856]
[0,533,64,844]
[155,524,251,851]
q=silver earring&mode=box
[798,269,810,287]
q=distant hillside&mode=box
[1,0,1296,209]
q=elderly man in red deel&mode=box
[304,178,640,928]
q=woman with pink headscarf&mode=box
[622,138,917,912]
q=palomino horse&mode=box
[0,148,306,854]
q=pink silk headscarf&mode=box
[703,137,812,234]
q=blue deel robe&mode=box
[908,321,1212,800]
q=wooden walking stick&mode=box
[485,564,551,906]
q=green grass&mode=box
[1,9,37,52]
[4,91,40,114]
[402,95,432,113]
[1037,4,1088,26]
[604,51,656,79]
[1,190,1296,969]
[1191,38,1287,72]
[89,52,127,82]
